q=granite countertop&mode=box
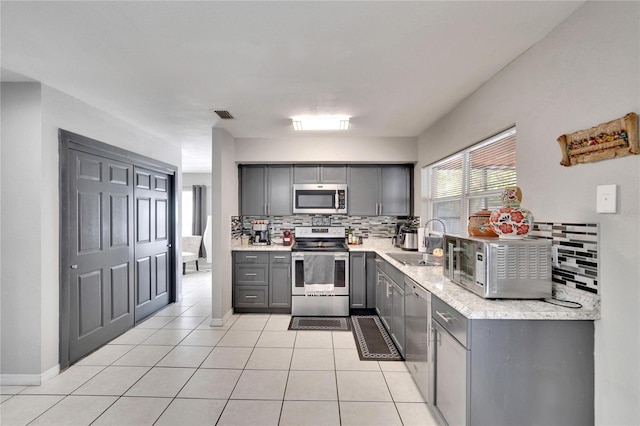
[231,240,292,251]
[232,237,601,321]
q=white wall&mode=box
[417,2,639,423]
[1,83,43,379]
[0,82,182,383]
[235,136,417,164]
[211,128,237,325]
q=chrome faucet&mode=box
[423,218,446,253]
[424,218,446,235]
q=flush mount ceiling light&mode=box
[292,115,350,131]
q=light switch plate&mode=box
[596,184,617,213]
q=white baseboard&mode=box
[1,364,60,386]
[209,308,234,327]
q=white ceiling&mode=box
[1,1,584,172]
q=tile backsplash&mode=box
[530,222,599,295]
[231,216,600,296]
[232,215,418,240]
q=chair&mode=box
[182,235,203,275]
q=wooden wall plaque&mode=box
[557,112,639,166]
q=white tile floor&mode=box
[0,269,440,426]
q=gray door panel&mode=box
[134,167,170,321]
[68,150,134,362]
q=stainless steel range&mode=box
[291,226,349,316]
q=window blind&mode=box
[427,127,517,234]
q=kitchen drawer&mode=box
[270,253,291,264]
[432,295,469,348]
[235,265,268,286]
[235,252,269,264]
[235,286,268,308]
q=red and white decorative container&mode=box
[489,186,533,239]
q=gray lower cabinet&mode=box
[431,295,595,426]
[293,165,347,184]
[269,253,291,308]
[350,252,367,309]
[348,165,411,216]
[390,278,405,356]
[350,252,377,310]
[374,256,406,357]
[233,251,291,312]
[404,277,431,403]
[240,165,292,216]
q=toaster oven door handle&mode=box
[448,242,455,281]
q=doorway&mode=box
[59,130,179,368]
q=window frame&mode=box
[425,127,517,235]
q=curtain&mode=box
[192,185,207,257]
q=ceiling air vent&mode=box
[214,110,234,119]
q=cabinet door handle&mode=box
[245,295,258,299]
[435,310,455,324]
[273,256,286,259]
[245,273,258,276]
[245,255,257,259]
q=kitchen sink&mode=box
[386,252,443,267]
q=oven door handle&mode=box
[293,252,348,259]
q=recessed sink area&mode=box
[386,252,443,267]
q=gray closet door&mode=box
[68,150,135,362]
[134,167,171,321]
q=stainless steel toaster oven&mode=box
[443,234,552,299]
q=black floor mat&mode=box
[288,316,351,331]
[351,315,402,361]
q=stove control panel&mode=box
[294,226,345,239]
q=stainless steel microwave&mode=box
[293,184,347,214]
[443,234,552,299]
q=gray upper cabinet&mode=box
[293,165,347,184]
[241,166,267,216]
[240,165,292,216]
[267,165,293,216]
[347,166,379,215]
[348,165,411,216]
[380,166,411,216]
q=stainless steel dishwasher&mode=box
[404,277,431,403]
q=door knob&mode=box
[70,265,78,269]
